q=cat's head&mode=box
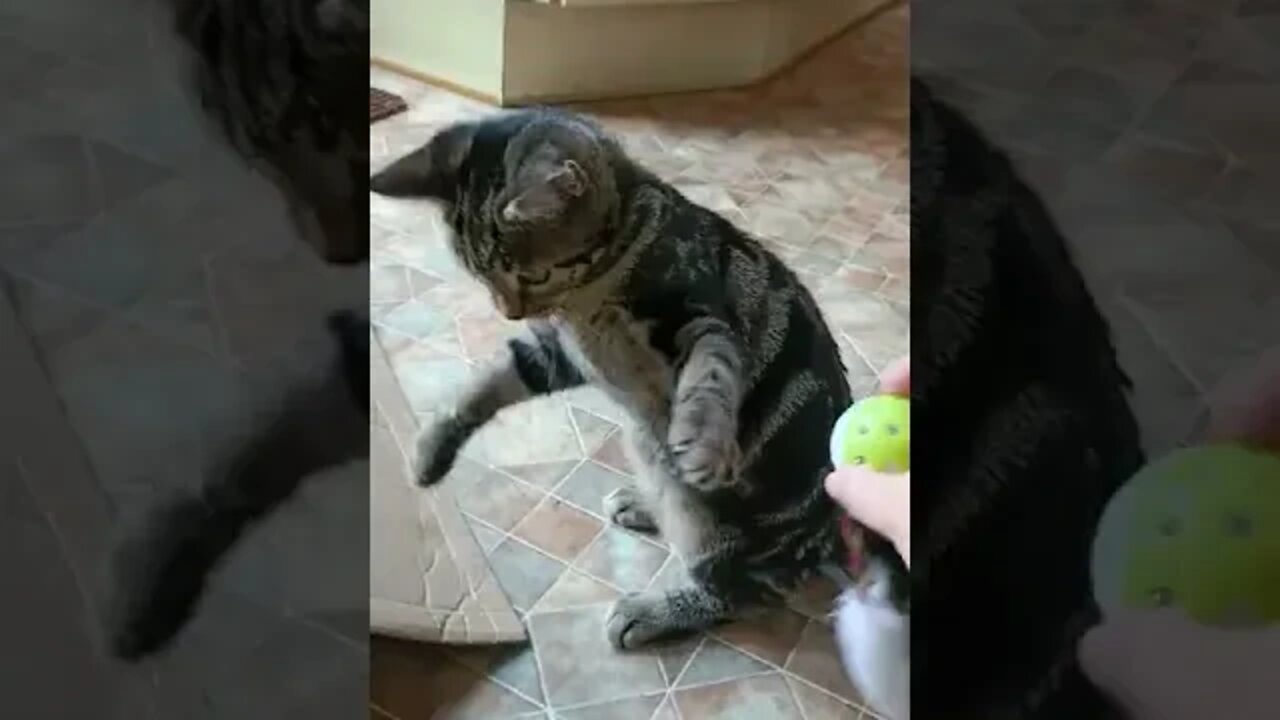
[370,110,621,319]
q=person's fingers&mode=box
[1078,610,1151,693]
[824,466,874,509]
[824,466,908,547]
[1078,624,1125,699]
[1203,345,1280,452]
[1079,613,1167,716]
[879,356,910,396]
[1079,609,1219,719]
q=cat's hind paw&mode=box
[603,487,658,533]
[413,417,471,486]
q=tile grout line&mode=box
[4,265,234,369]
[783,669,872,717]
[525,611,556,717]
[785,674,814,720]
[473,504,661,622]
[1114,289,1208,395]
[462,426,864,711]
[463,507,630,603]
[661,634,706,720]
[490,450,670,555]
[566,400,590,456]
[440,645,549,713]
[780,616,811,674]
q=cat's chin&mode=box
[497,305,556,321]
[491,293,560,321]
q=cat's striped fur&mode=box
[172,0,369,264]
[910,78,1144,719]
[371,109,905,648]
[103,0,370,660]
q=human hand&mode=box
[824,356,911,568]
[1079,346,1280,718]
[1079,609,1280,720]
[1201,344,1280,451]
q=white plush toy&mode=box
[828,396,911,720]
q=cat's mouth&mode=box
[487,284,557,320]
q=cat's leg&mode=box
[107,352,366,659]
[601,427,667,533]
[667,319,745,491]
[605,539,763,649]
[415,321,587,485]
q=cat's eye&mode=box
[886,424,900,435]
[1157,517,1181,537]
[851,456,866,465]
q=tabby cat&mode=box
[910,77,1144,719]
[103,0,370,659]
[171,0,369,265]
[370,109,908,649]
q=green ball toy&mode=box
[1091,444,1280,626]
[829,394,910,472]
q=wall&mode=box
[761,0,890,75]
[370,0,506,100]
[503,0,896,105]
[502,0,772,104]
[371,0,896,106]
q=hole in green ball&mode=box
[886,424,899,436]
[1224,513,1253,537]
[1158,518,1180,537]
[852,456,866,465]
[858,425,870,435]
[1149,587,1174,607]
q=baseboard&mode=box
[369,57,502,107]
[371,0,900,107]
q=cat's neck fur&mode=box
[553,154,665,318]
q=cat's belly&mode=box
[623,425,714,560]
[549,311,674,424]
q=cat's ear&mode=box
[500,159,588,223]
[370,123,473,199]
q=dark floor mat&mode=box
[370,88,408,124]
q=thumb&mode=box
[1078,610,1186,714]
[1078,622,1130,697]
[824,466,907,543]
[824,465,883,512]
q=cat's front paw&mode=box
[606,592,672,650]
[413,417,471,486]
[669,423,737,492]
[667,397,739,491]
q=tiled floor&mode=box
[369,5,908,720]
[4,1,366,716]
[915,0,1280,454]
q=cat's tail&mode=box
[832,557,911,720]
[103,491,250,660]
[103,318,368,660]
